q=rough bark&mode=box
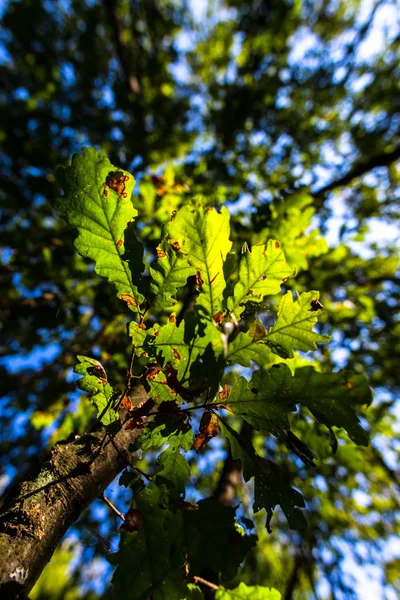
[314,143,400,204]
[0,390,149,599]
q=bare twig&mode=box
[193,576,220,592]
[101,494,125,521]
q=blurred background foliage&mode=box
[0,0,399,598]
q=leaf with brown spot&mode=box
[56,148,143,312]
[172,348,181,360]
[121,294,138,307]
[166,204,232,318]
[156,247,167,258]
[209,271,219,285]
[265,291,330,358]
[213,311,224,324]
[150,240,195,309]
[120,393,133,410]
[218,384,231,400]
[193,411,220,452]
[227,319,271,368]
[146,366,162,381]
[195,271,204,286]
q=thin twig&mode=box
[101,494,125,521]
[193,576,220,591]
[146,402,212,418]
[108,435,152,481]
[132,464,152,481]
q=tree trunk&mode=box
[0,408,144,599]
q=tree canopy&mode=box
[0,0,399,599]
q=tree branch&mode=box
[213,422,252,507]
[314,144,400,204]
[102,0,141,95]
[283,554,304,600]
[0,389,148,599]
[102,0,148,165]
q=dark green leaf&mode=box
[185,498,257,581]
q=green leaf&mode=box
[215,583,281,600]
[187,585,204,599]
[228,240,292,317]
[219,364,370,445]
[133,413,193,452]
[290,366,371,445]
[155,446,191,499]
[226,320,272,367]
[222,369,293,436]
[109,483,189,600]
[130,316,224,379]
[74,356,119,425]
[150,239,196,309]
[56,147,144,311]
[253,456,307,531]
[185,498,257,581]
[166,204,232,319]
[111,450,190,599]
[220,420,306,531]
[129,314,225,399]
[259,192,328,271]
[265,291,330,358]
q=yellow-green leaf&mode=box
[56,147,144,311]
[166,204,232,319]
[266,291,330,358]
[228,240,292,316]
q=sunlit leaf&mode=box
[226,319,271,367]
[56,147,144,311]
[228,240,292,317]
[74,356,119,425]
[166,204,232,319]
[215,582,281,599]
[150,239,195,309]
[266,291,330,358]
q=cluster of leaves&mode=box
[55,148,372,598]
[1,0,399,597]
